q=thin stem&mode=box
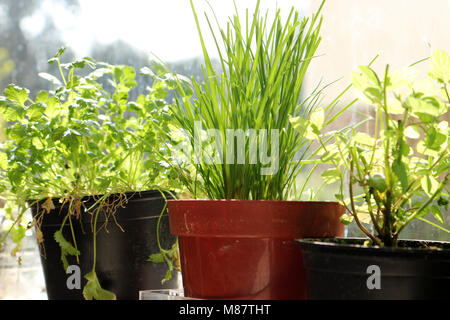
[349,159,382,245]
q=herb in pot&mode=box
[0,47,183,298]
[291,49,450,247]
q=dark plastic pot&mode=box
[31,190,180,300]
[167,200,345,300]
[296,238,450,300]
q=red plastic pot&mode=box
[167,200,345,300]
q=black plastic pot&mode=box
[296,238,450,300]
[31,190,180,300]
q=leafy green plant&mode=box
[168,0,354,201]
[292,49,450,247]
[0,47,182,298]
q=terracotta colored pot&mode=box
[167,200,345,300]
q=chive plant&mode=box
[170,0,353,200]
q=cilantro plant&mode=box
[291,49,450,247]
[0,47,182,299]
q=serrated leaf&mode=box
[148,253,165,263]
[4,85,29,106]
[36,91,49,103]
[27,103,46,120]
[54,230,80,271]
[0,96,25,121]
[161,269,173,285]
[83,271,116,300]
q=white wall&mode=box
[304,0,450,111]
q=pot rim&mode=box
[29,189,174,206]
[167,199,341,205]
[296,237,450,255]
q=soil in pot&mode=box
[168,200,345,300]
[296,238,450,300]
[31,190,180,300]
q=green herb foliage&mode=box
[293,49,450,247]
[0,47,182,298]
[170,0,352,200]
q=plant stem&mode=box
[349,159,382,245]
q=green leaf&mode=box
[4,85,29,106]
[32,137,44,150]
[420,176,440,197]
[352,132,375,146]
[340,214,354,225]
[309,108,325,132]
[54,46,67,59]
[10,225,26,256]
[407,96,442,121]
[392,159,408,192]
[423,125,446,151]
[162,269,173,284]
[389,67,419,89]
[147,253,165,263]
[36,91,49,103]
[404,125,420,139]
[321,168,340,184]
[83,271,116,300]
[369,174,387,193]
[140,66,156,78]
[88,67,112,80]
[363,87,383,103]
[430,205,444,224]
[176,75,194,97]
[0,97,25,121]
[351,71,367,92]
[0,152,7,170]
[42,97,60,118]
[358,66,380,86]
[289,116,309,137]
[429,49,450,84]
[54,230,80,271]
[27,103,46,120]
[39,72,62,86]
